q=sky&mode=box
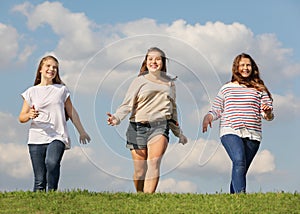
[0,0,299,193]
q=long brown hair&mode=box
[231,53,272,100]
[138,47,167,76]
[33,55,64,86]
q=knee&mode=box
[45,159,60,171]
[134,168,146,180]
[147,158,162,171]
[232,160,246,172]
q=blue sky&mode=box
[1,0,299,193]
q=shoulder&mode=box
[132,75,147,84]
[220,82,235,90]
[23,85,38,93]
[53,84,69,91]
[161,72,177,82]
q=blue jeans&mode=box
[221,134,260,193]
[28,140,65,191]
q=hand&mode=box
[202,114,213,133]
[106,112,118,126]
[261,104,272,112]
[29,105,39,119]
[79,132,91,144]
[262,104,274,121]
[179,133,188,145]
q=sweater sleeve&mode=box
[169,82,182,137]
[261,91,274,121]
[209,87,224,121]
[113,77,142,124]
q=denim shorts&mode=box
[126,120,170,150]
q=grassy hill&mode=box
[0,190,299,213]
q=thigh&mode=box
[221,134,245,162]
[243,138,260,165]
[46,140,65,163]
[147,135,168,160]
[131,149,148,170]
[28,144,48,174]
[126,122,148,150]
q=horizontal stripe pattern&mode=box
[209,82,273,137]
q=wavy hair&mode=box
[231,53,272,100]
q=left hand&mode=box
[179,133,188,145]
[79,132,91,144]
[262,104,274,120]
[261,104,272,112]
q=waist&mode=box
[131,120,168,127]
[130,119,177,127]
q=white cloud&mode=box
[13,2,299,97]
[163,138,276,178]
[14,1,100,59]
[272,93,300,122]
[157,178,197,193]
[0,112,28,143]
[249,150,275,174]
[0,143,31,178]
[0,23,19,68]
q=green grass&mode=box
[0,190,299,213]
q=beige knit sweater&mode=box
[113,73,182,137]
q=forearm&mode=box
[19,112,31,123]
[69,109,87,135]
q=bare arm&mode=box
[65,97,91,144]
[19,100,39,123]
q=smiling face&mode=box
[40,58,58,82]
[238,57,252,78]
[146,50,163,73]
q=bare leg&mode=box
[131,149,147,192]
[143,135,168,193]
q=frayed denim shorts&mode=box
[126,120,170,150]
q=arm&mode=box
[19,100,39,123]
[202,88,224,133]
[107,77,141,126]
[65,97,91,144]
[169,83,187,145]
[261,104,274,121]
[261,92,274,121]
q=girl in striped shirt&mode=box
[202,53,274,193]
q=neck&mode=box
[148,70,161,79]
[39,79,53,86]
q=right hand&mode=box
[106,112,118,126]
[202,114,213,133]
[29,105,39,119]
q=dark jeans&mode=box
[221,134,260,193]
[28,140,65,191]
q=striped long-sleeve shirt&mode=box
[209,82,273,141]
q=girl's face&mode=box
[40,59,58,81]
[146,51,163,73]
[238,57,252,78]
